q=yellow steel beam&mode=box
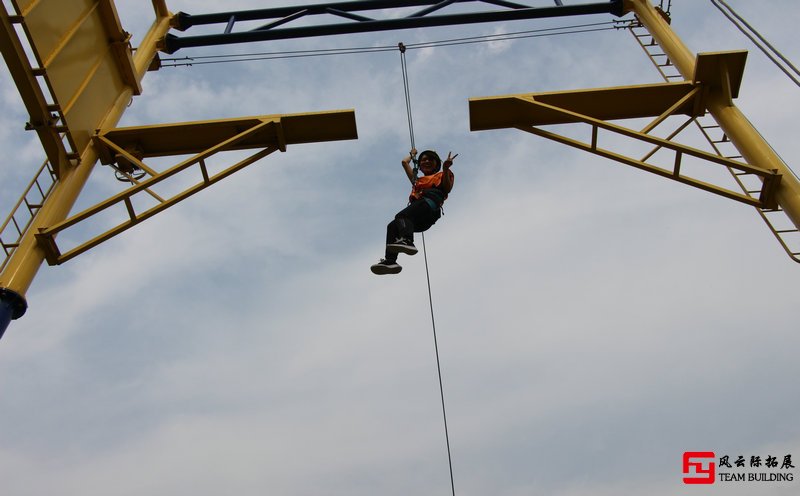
[152,0,170,19]
[93,111,359,162]
[468,94,781,209]
[97,0,142,95]
[37,110,358,265]
[1,0,360,321]
[38,146,280,265]
[640,85,701,134]
[469,80,701,131]
[0,3,71,176]
[694,50,746,102]
[625,0,800,231]
[0,3,171,298]
[515,124,766,207]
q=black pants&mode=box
[385,199,441,261]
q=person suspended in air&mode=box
[371,148,457,275]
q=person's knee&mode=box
[396,217,414,233]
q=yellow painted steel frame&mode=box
[627,22,800,262]
[471,0,799,249]
[625,0,800,232]
[37,143,280,265]
[513,110,779,208]
[35,111,359,265]
[0,0,171,298]
[469,85,781,209]
[0,3,73,177]
[0,159,57,271]
[1,0,359,328]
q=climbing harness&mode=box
[398,42,456,496]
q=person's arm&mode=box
[402,148,417,184]
[441,152,457,193]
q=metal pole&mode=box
[0,288,26,339]
[626,0,800,230]
[0,9,172,334]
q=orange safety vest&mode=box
[409,170,454,204]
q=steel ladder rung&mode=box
[629,24,799,262]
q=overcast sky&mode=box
[1,1,798,495]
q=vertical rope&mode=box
[399,43,415,149]
[399,42,456,496]
[421,232,456,496]
[399,43,418,176]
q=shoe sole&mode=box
[371,264,402,275]
[386,243,418,256]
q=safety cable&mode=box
[160,45,397,66]
[403,20,618,49]
[399,43,416,159]
[421,230,456,496]
[399,43,456,496]
[709,0,800,87]
[159,20,622,67]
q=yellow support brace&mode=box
[470,80,703,128]
[625,0,800,231]
[469,84,780,209]
[36,111,358,265]
[0,1,170,303]
[471,0,798,240]
[0,1,361,334]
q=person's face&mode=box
[419,154,439,175]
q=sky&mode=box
[1,1,799,495]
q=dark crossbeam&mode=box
[163,0,625,53]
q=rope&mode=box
[421,231,456,496]
[399,43,456,496]
[709,0,800,87]
[399,43,416,157]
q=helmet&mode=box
[418,150,442,171]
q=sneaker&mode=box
[387,238,418,256]
[370,259,402,275]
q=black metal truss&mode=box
[163,0,626,53]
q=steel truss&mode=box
[163,0,625,53]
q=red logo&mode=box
[683,452,716,484]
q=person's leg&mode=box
[371,214,406,275]
[393,203,421,240]
[372,201,439,274]
[388,201,434,254]
[384,218,401,261]
[412,200,440,234]
[372,216,403,274]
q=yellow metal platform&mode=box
[94,110,358,163]
[36,109,358,265]
[469,80,703,131]
[468,55,781,211]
